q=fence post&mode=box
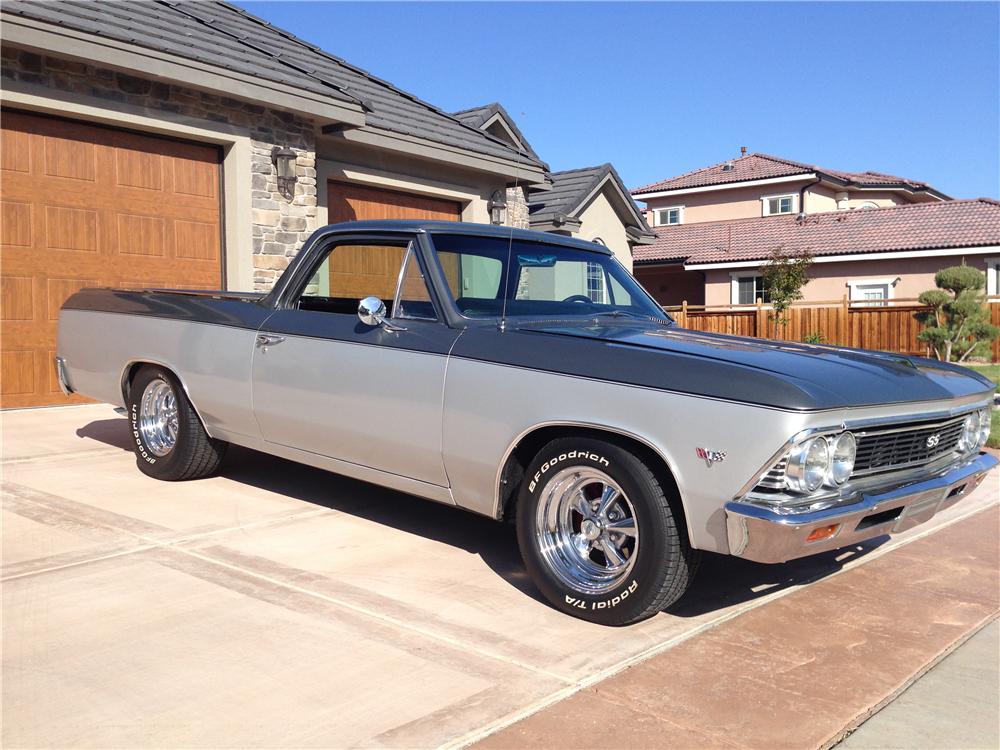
[841,295,850,347]
[755,298,765,338]
[680,299,687,327]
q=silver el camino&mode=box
[57,221,998,625]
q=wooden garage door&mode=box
[326,180,461,301]
[1,111,222,408]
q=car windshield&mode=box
[431,234,671,322]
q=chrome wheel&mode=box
[535,467,639,595]
[139,377,179,457]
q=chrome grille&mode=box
[852,415,966,477]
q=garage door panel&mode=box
[1,111,222,408]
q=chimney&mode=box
[740,146,747,156]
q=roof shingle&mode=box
[4,0,543,168]
[632,152,942,196]
[634,199,1000,266]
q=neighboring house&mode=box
[453,104,653,268]
[629,152,998,306]
[0,2,642,408]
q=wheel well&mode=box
[121,361,155,403]
[497,426,689,541]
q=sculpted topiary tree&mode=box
[761,247,813,338]
[917,265,999,362]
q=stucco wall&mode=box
[642,180,813,225]
[642,181,920,226]
[572,190,634,270]
[702,255,994,305]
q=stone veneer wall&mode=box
[1,48,318,291]
[505,185,530,229]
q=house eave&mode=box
[632,173,817,200]
[323,127,548,185]
[682,245,1000,270]
[0,14,368,127]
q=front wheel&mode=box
[516,437,699,625]
[127,365,227,481]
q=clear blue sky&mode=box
[238,1,999,199]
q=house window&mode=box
[762,194,795,216]
[654,206,683,226]
[986,258,1000,296]
[848,279,894,307]
[731,273,770,304]
[586,261,608,303]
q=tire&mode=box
[127,365,227,481]
[516,437,699,626]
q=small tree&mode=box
[761,247,813,338]
[917,265,999,362]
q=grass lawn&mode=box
[965,364,1000,449]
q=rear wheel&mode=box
[516,437,699,625]
[127,365,227,481]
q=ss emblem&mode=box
[925,433,941,448]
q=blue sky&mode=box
[238,2,999,199]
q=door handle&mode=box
[256,334,286,349]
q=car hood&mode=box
[501,321,995,410]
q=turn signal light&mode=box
[806,524,840,543]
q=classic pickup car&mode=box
[57,221,997,625]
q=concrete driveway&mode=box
[3,404,998,749]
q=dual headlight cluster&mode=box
[785,432,857,494]
[785,408,992,495]
[959,408,992,455]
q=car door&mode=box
[250,236,460,486]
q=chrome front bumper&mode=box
[725,452,998,564]
[54,355,74,395]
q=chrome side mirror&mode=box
[358,296,406,332]
[358,296,387,326]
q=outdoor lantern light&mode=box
[488,189,507,225]
[271,145,298,200]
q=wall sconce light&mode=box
[271,145,298,200]
[488,189,507,225]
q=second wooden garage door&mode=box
[1,111,222,408]
[326,180,461,301]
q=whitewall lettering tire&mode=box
[516,437,699,626]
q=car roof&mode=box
[320,220,613,255]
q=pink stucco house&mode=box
[630,153,1000,306]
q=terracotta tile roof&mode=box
[633,199,1000,266]
[632,153,944,196]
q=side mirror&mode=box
[358,296,387,326]
[358,296,406,332]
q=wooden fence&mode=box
[664,296,1000,361]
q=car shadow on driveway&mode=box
[76,417,888,618]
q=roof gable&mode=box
[528,164,652,240]
[451,102,541,162]
[634,199,1000,266]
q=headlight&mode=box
[829,432,857,485]
[958,413,980,454]
[786,437,830,493]
[978,408,992,448]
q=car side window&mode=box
[393,245,437,321]
[297,240,436,320]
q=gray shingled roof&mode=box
[452,102,541,161]
[4,0,544,168]
[529,164,651,238]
